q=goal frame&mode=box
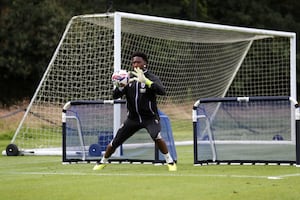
[62,99,177,164]
[4,12,297,158]
[192,96,300,165]
[111,12,296,102]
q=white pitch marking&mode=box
[0,172,280,179]
[270,173,300,179]
[3,171,299,180]
[267,176,282,180]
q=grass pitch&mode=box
[1,145,300,200]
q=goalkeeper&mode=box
[93,52,177,171]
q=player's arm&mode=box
[112,85,125,99]
[146,74,166,95]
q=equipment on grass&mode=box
[5,12,296,157]
[6,144,20,156]
[62,100,177,163]
[192,96,299,165]
[111,69,129,87]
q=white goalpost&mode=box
[4,12,296,157]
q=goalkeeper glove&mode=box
[130,68,153,87]
[112,81,125,91]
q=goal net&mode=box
[62,100,177,163]
[193,96,298,165]
[5,12,296,157]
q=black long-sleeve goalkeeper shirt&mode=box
[113,69,166,123]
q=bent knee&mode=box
[154,132,162,141]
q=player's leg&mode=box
[144,119,177,171]
[93,119,141,170]
[102,119,140,160]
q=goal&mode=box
[193,96,299,165]
[62,100,177,163]
[5,12,296,157]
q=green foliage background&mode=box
[1,0,300,106]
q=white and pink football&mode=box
[111,69,129,86]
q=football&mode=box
[111,69,129,87]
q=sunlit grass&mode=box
[0,145,300,200]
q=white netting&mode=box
[62,101,177,162]
[10,12,294,154]
[194,97,296,163]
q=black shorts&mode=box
[111,118,161,149]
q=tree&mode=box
[0,0,67,106]
[0,0,107,106]
[1,0,300,106]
